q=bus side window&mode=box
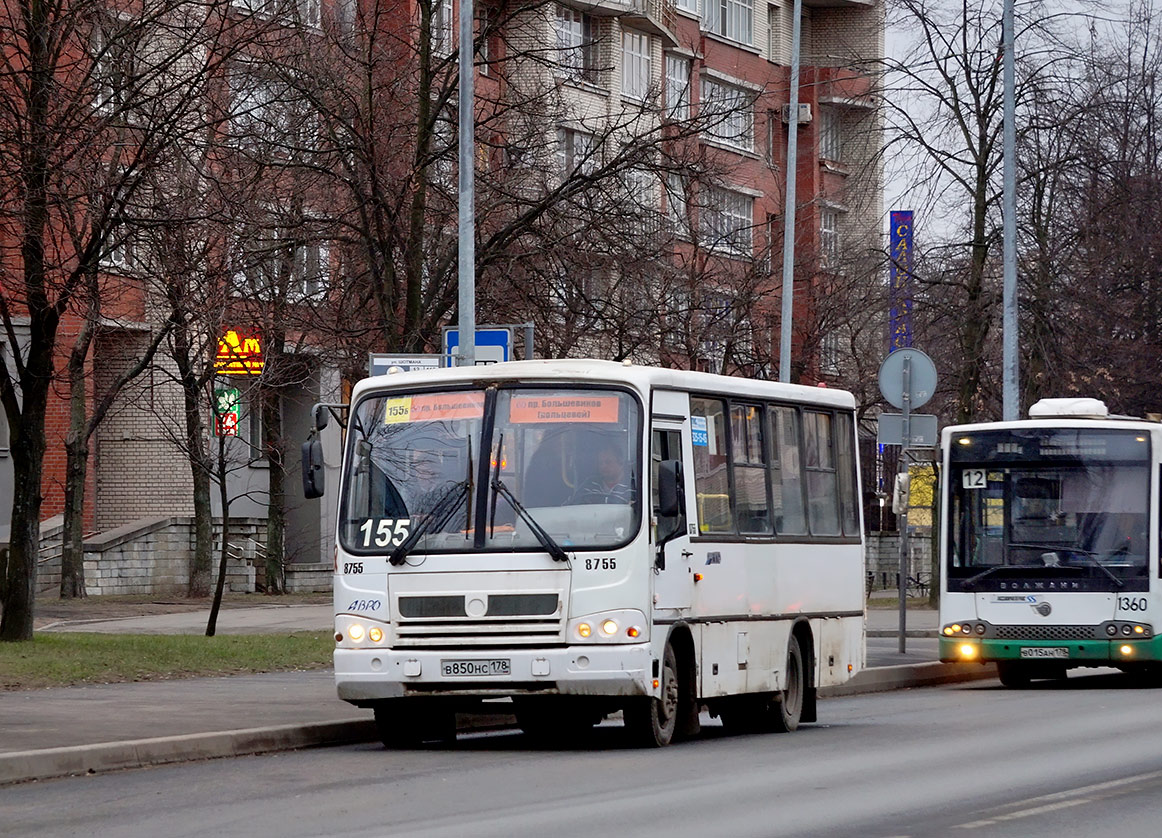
[769,406,807,534]
[835,412,860,536]
[652,429,684,538]
[804,411,840,535]
[731,403,771,534]
[691,397,732,533]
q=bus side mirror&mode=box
[659,460,684,519]
[313,404,330,432]
[302,437,325,499]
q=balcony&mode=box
[802,0,873,7]
[566,0,679,47]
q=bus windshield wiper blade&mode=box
[490,477,570,563]
[962,565,1005,590]
[389,480,469,566]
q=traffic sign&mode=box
[368,354,441,377]
[878,348,937,410]
[877,413,938,447]
[443,327,511,366]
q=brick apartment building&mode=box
[0,0,882,594]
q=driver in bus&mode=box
[571,442,634,505]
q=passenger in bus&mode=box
[571,443,635,505]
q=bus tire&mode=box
[624,642,679,747]
[373,701,456,748]
[770,635,805,733]
[996,662,1031,688]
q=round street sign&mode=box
[878,348,937,410]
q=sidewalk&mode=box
[1,603,992,785]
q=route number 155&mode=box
[358,518,411,547]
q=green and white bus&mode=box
[939,398,1160,686]
[307,360,865,746]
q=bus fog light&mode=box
[368,627,384,643]
[961,624,972,634]
[601,619,618,636]
[1120,645,1134,656]
[348,624,365,642]
[959,644,977,659]
[1106,625,1118,636]
[975,624,986,635]
[1122,625,1133,636]
[578,623,592,638]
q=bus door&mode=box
[652,420,694,611]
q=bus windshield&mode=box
[340,385,642,555]
[947,428,1151,591]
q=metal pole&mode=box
[523,322,535,360]
[778,0,803,383]
[1001,0,1018,419]
[457,0,476,367]
[898,356,911,654]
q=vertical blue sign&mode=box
[889,211,914,352]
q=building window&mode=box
[301,0,321,28]
[431,0,453,58]
[702,77,753,151]
[431,107,457,188]
[555,6,598,83]
[767,2,791,64]
[701,185,753,257]
[556,127,596,177]
[676,0,698,13]
[229,68,313,153]
[622,29,651,100]
[819,107,842,161]
[292,241,331,301]
[820,208,839,268]
[101,229,135,272]
[820,330,840,375]
[665,54,691,120]
[91,23,134,116]
[704,0,753,46]
[477,6,492,75]
[665,174,690,238]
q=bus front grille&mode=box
[393,618,565,647]
[994,624,1098,640]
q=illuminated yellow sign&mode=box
[215,330,264,375]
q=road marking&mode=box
[954,769,1162,829]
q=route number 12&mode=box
[962,469,987,490]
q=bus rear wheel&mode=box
[373,700,456,748]
[624,642,679,747]
[770,636,805,733]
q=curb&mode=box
[1,664,996,786]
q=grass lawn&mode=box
[0,632,333,690]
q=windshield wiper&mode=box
[490,477,570,562]
[962,565,1006,590]
[389,479,469,566]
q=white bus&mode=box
[939,398,1161,686]
[305,360,865,746]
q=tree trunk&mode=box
[206,438,232,636]
[262,360,286,595]
[60,285,98,599]
[0,395,47,641]
[172,315,213,597]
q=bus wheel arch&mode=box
[665,624,701,740]
[790,620,818,724]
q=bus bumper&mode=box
[335,644,653,703]
[939,635,1162,665]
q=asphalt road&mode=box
[5,669,1160,838]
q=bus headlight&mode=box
[958,643,978,659]
[348,624,365,642]
[569,610,647,644]
[1120,645,1134,657]
[336,616,389,647]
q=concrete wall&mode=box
[866,529,934,590]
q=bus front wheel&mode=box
[373,700,456,748]
[996,662,1032,688]
[624,642,679,747]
